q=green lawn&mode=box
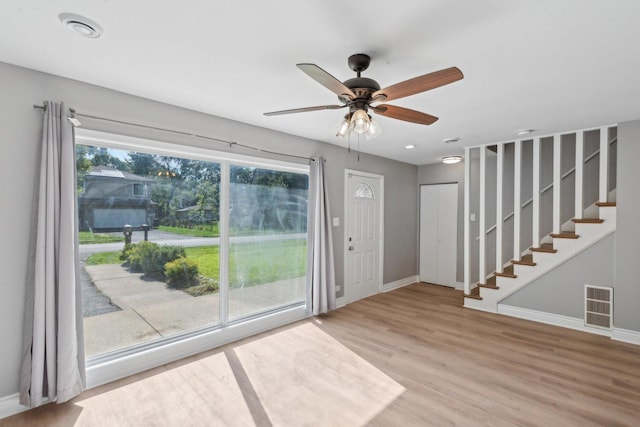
[158,224,219,237]
[228,239,306,287]
[78,231,124,244]
[184,245,220,280]
[85,251,122,265]
[85,238,307,287]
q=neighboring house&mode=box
[79,165,155,231]
[175,204,218,224]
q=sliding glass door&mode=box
[75,133,309,359]
[228,165,308,320]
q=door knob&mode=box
[348,246,355,251]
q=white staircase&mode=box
[463,125,617,313]
[464,204,615,312]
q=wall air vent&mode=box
[584,285,613,329]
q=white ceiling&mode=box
[1,1,640,165]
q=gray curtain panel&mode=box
[20,101,85,407]
[307,156,336,315]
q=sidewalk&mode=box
[83,264,306,357]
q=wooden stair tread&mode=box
[495,264,517,278]
[572,218,604,224]
[512,254,536,266]
[531,243,557,253]
[495,272,517,278]
[464,286,483,300]
[478,276,499,289]
[596,201,616,207]
[550,232,579,239]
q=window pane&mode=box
[78,144,221,357]
[228,165,308,320]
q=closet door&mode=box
[419,183,458,286]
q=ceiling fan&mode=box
[264,54,464,139]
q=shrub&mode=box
[164,256,200,288]
[123,241,186,278]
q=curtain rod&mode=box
[33,104,315,162]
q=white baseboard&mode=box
[612,327,640,345]
[334,275,418,309]
[498,304,640,346]
[0,393,50,420]
[0,393,23,420]
[382,275,419,293]
[497,304,612,336]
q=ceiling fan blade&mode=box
[297,63,356,100]
[264,104,346,116]
[371,67,463,102]
[372,104,439,125]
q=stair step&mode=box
[495,272,517,278]
[464,286,483,300]
[495,264,517,279]
[512,254,536,266]
[572,218,604,224]
[531,243,557,253]
[478,276,499,289]
[550,231,579,239]
[596,202,616,207]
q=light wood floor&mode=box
[3,283,640,426]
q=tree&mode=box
[89,147,129,171]
[75,145,93,193]
[129,152,160,176]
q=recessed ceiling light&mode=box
[516,129,534,136]
[405,144,416,150]
[442,155,463,164]
[59,13,102,38]
[443,138,460,144]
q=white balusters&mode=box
[496,143,504,273]
[532,137,541,248]
[553,135,562,235]
[599,127,609,203]
[479,147,486,282]
[464,146,471,295]
[513,140,522,260]
[575,131,584,219]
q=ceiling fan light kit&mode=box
[350,109,371,134]
[265,54,464,143]
[335,111,382,139]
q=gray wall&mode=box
[502,233,615,317]
[417,161,464,283]
[0,61,417,397]
[614,119,640,331]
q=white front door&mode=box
[345,171,383,304]
[419,183,458,286]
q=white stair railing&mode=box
[465,125,616,295]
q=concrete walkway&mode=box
[83,264,306,357]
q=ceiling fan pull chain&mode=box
[357,134,360,162]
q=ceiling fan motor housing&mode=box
[340,77,380,107]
